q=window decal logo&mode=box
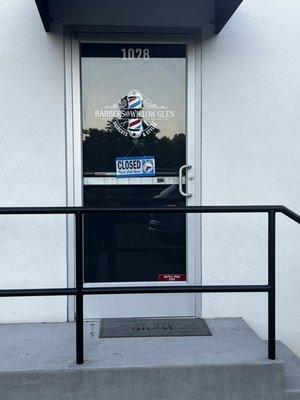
[94,90,175,139]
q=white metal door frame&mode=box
[64,30,202,320]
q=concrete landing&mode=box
[0,318,296,400]
[276,342,300,399]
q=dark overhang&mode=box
[34,0,244,34]
[35,0,51,32]
[214,0,244,33]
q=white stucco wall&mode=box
[202,0,300,355]
[0,0,67,322]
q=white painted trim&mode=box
[71,35,83,206]
[64,30,76,321]
[85,281,190,288]
[64,30,84,321]
[194,32,203,317]
[76,32,194,44]
[84,177,182,185]
[185,33,203,316]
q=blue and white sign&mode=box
[116,156,155,178]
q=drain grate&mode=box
[99,318,212,338]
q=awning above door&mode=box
[34,0,243,34]
[214,0,244,33]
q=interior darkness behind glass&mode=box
[84,185,186,282]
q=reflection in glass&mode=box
[81,43,186,175]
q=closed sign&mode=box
[116,156,155,177]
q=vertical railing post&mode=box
[75,211,84,365]
[268,211,276,359]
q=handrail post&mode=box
[75,211,84,365]
[268,211,276,359]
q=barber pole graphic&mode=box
[128,118,143,138]
[128,95,142,110]
[111,89,165,138]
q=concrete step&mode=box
[276,342,300,399]
[285,392,300,400]
[0,318,293,400]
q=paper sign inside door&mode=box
[158,274,186,281]
[116,156,155,177]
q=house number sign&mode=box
[121,48,150,60]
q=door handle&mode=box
[179,164,192,198]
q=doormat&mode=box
[99,318,212,338]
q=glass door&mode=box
[79,36,199,318]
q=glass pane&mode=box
[81,42,187,283]
[81,43,186,176]
[84,185,185,283]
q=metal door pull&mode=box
[179,165,192,197]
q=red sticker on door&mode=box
[158,274,186,281]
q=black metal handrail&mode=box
[0,204,299,365]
